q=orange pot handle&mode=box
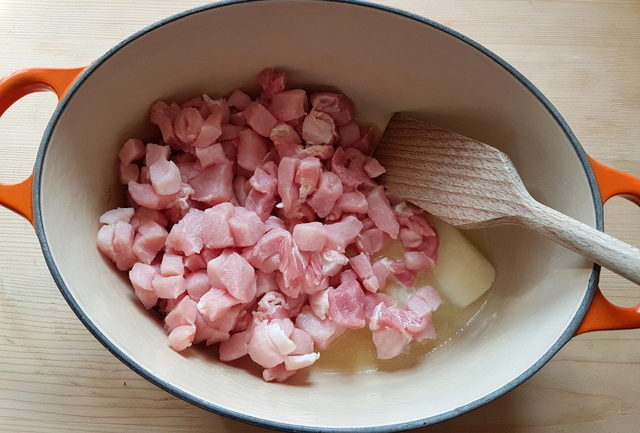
[0,67,85,224]
[576,156,640,334]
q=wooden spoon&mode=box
[374,113,640,285]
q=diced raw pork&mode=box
[228,207,267,247]
[100,208,134,225]
[202,202,235,248]
[207,252,256,303]
[228,89,252,110]
[190,161,233,205]
[184,270,211,301]
[152,274,187,299]
[129,262,159,309]
[366,186,400,239]
[166,208,204,256]
[308,171,343,218]
[197,288,240,323]
[302,109,338,146]
[327,276,366,329]
[310,92,355,126]
[119,163,139,184]
[295,306,346,350]
[292,222,327,252]
[269,89,307,121]
[149,160,182,195]
[119,138,145,164]
[237,129,268,172]
[244,101,278,137]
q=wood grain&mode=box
[377,115,640,285]
[0,1,639,432]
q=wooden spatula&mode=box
[375,113,640,285]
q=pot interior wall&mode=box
[38,1,597,429]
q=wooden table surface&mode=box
[1,1,639,432]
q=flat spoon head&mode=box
[374,113,531,228]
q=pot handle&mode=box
[0,67,85,224]
[576,156,640,334]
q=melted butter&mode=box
[312,229,491,374]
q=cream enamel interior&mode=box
[38,1,597,429]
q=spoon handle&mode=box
[520,200,640,285]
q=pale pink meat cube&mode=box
[164,296,197,331]
[193,112,223,148]
[295,157,322,200]
[112,221,137,271]
[242,228,288,271]
[318,252,346,282]
[335,191,368,214]
[399,227,423,249]
[269,89,307,121]
[202,202,234,248]
[277,157,300,216]
[257,68,287,98]
[328,274,366,329]
[249,163,278,196]
[371,257,393,289]
[237,129,268,172]
[289,328,315,355]
[310,92,355,126]
[161,253,184,276]
[363,292,396,319]
[119,138,145,164]
[166,208,204,256]
[366,186,400,239]
[390,260,418,287]
[174,107,203,145]
[119,163,139,184]
[349,252,379,293]
[270,123,302,158]
[168,325,197,351]
[406,286,441,317]
[337,121,360,147]
[244,101,278,137]
[128,181,177,210]
[356,228,388,255]
[145,142,170,167]
[324,215,364,251]
[228,88,252,110]
[197,288,240,323]
[219,331,250,361]
[100,207,134,225]
[190,161,233,205]
[301,109,338,146]
[132,221,168,264]
[207,252,256,303]
[331,147,369,190]
[152,274,187,299]
[195,143,228,168]
[229,207,267,247]
[248,320,288,368]
[371,327,411,360]
[266,320,296,355]
[184,270,211,301]
[364,157,385,178]
[292,222,327,252]
[202,95,230,125]
[404,250,435,271]
[262,364,296,382]
[295,306,346,350]
[149,100,179,145]
[310,288,330,320]
[308,171,343,218]
[149,160,182,195]
[129,262,159,309]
